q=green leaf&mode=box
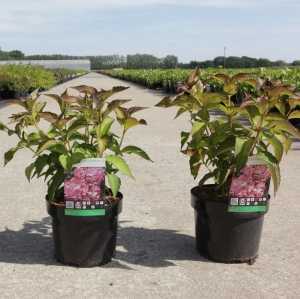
[106,99,132,115]
[198,108,210,122]
[191,81,204,99]
[235,137,246,156]
[39,112,58,124]
[257,152,281,194]
[244,106,261,127]
[97,86,129,102]
[218,167,232,186]
[127,106,148,115]
[173,94,200,112]
[191,121,205,136]
[122,145,152,161]
[181,131,190,149]
[268,86,294,97]
[30,88,40,99]
[74,144,97,158]
[224,82,237,95]
[98,116,114,137]
[97,137,109,157]
[231,73,254,82]
[174,108,186,119]
[289,98,300,110]
[72,85,98,95]
[274,120,300,138]
[107,173,121,197]
[34,155,49,177]
[288,110,300,120]
[269,163,281,195]
[275,102,286,115]
[106,155,133,178]
[189,153,201,179]
[68,131,87,142]
[215,73,230,83]
[124,117,147,131]
[155,96,173,107]
[47,170,64,202]
[59,154,72,170]
[265,112,285,121]
[114,107,127,120]
[36,140,66,155]
[235,137,255,172]
[276,133,292,154]
[0,122,7,131]
[70,152,85,165]
[202,93,227,105]
[198,172,216,186]
[257,150,278,165]
[27,132,42,143]
[32,101,46,119]
[67,117,87,134]
[186,67,200,88]
[25,162,35,182]
[267,135,284,162]
[4,148,18,165]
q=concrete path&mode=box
[0,72,299,299]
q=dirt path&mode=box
[0,72,299,298]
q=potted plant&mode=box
[0,85,151,267]
[156,68,300,264]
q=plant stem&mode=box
[250,112,265,155]
[119,128,126,148]
[16,130,36,154]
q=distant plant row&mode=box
[103,67,300,95]
[0,65,86,100]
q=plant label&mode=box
[64,159,106,216]
[228,160,271,213]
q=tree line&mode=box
[0,48,299,69]
[189,56,300,68]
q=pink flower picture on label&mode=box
[229,165,271,198]
[64,167,105,202]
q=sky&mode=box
[0,0,299,62]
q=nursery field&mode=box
[0,72,299,298]
[0,64,87,100]
[104,67,300,93]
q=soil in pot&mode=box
[191,185,269,264]
[47,194,122,267]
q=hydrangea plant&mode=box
[0,85,151,202]
[156,68,300,196]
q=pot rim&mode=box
[191,184,227,203]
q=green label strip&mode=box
[65,209,106,217]
[228,206,267,213]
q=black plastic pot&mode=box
[191,185,269,264]
[47,194,122,267]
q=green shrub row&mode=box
[0,65,56,99]
[0,65,87,100]
[103,67,300,93]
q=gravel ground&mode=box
[0,72,299,299]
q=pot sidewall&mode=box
[46,194,122,267]
[191,185,268,263]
